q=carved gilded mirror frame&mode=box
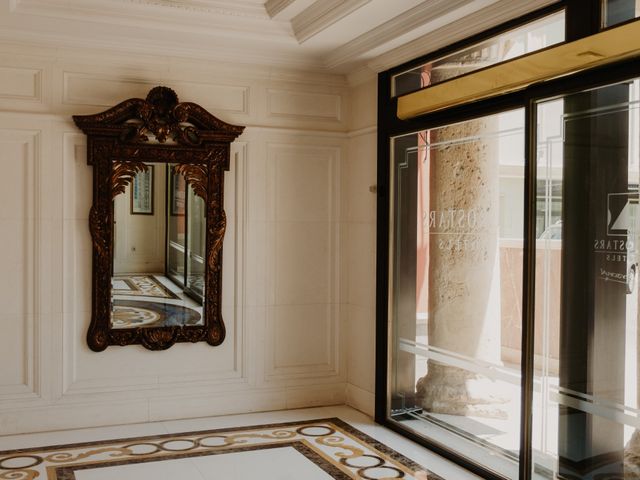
[73,86,244,351]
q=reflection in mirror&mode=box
[111,164,205,329]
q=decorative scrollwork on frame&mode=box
[172,163,208,200]
[111,160,148,198]
[73,86,244,351]
[206,322,225,347]
[88,205,110,259]
[208,210,226,272]
[139,328,181,351]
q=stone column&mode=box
[415,116,509,418]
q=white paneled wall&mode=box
[0,127,38,397]
[0,42,352,434]
[345,78,378,416]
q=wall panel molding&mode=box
[346,383,374,416]
[0,127,40,402]
[63,72,250,115]
[266,89,343,123]
[263,141,343,381]
[0,50,350,132]
[265,305,341,380]
[0,66,42,102]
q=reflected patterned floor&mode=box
[111,274,203,329]
[112,275,180,300]
[111,300,202,328]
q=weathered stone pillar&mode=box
[416,116,509,418]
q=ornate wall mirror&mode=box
[73,86,244,351]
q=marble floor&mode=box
[0,406,483,480]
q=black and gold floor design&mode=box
[111,275,180,300]
[0,418,443,480]
[111,300,202,328]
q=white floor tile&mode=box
[75,458,204,480]
[192,446,333,480]
[0,421,169,451]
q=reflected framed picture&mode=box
[130,165,154,215]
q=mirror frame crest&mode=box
[73,86,244,351]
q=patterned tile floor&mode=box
[0,406,482,480]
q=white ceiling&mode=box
[1,0,558,79]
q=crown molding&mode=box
[324,0,489,69]
[265,0,295,18]
[291,0,371,43]
[266,0,294,17]
[17,0,270,18]
[115,0,267,17]
[12,0,289,39]
[346,64,377,87]
[6,0,561,79]
[265,0,317,20]
[367,0,558,73]
[0,24,327,72]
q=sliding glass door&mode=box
[384,76,640,480]
[388,110,526,478]
[533,79,640,479]
[379,4,640,478]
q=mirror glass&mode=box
[111,163,205,329]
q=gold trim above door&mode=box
[397,19,640,120]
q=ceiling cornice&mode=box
[265,0,294,18]
[367,0,559,73]
[324,0,485,69]
[265,0,317,20]
[346,64,377,87]
[291,0,371,43]
[12,0,285,35]
[0,24,325,71]
[5,0,563,78]
[14,0,269,18]
[116,0,267,17]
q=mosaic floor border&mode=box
[0,418,444,480]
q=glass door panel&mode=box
[533,79,640,479]
[388,109,525,478]
[602,0,640,27]
[185,185,206,302]
[167,164,187,287]
[391,12,564,97]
